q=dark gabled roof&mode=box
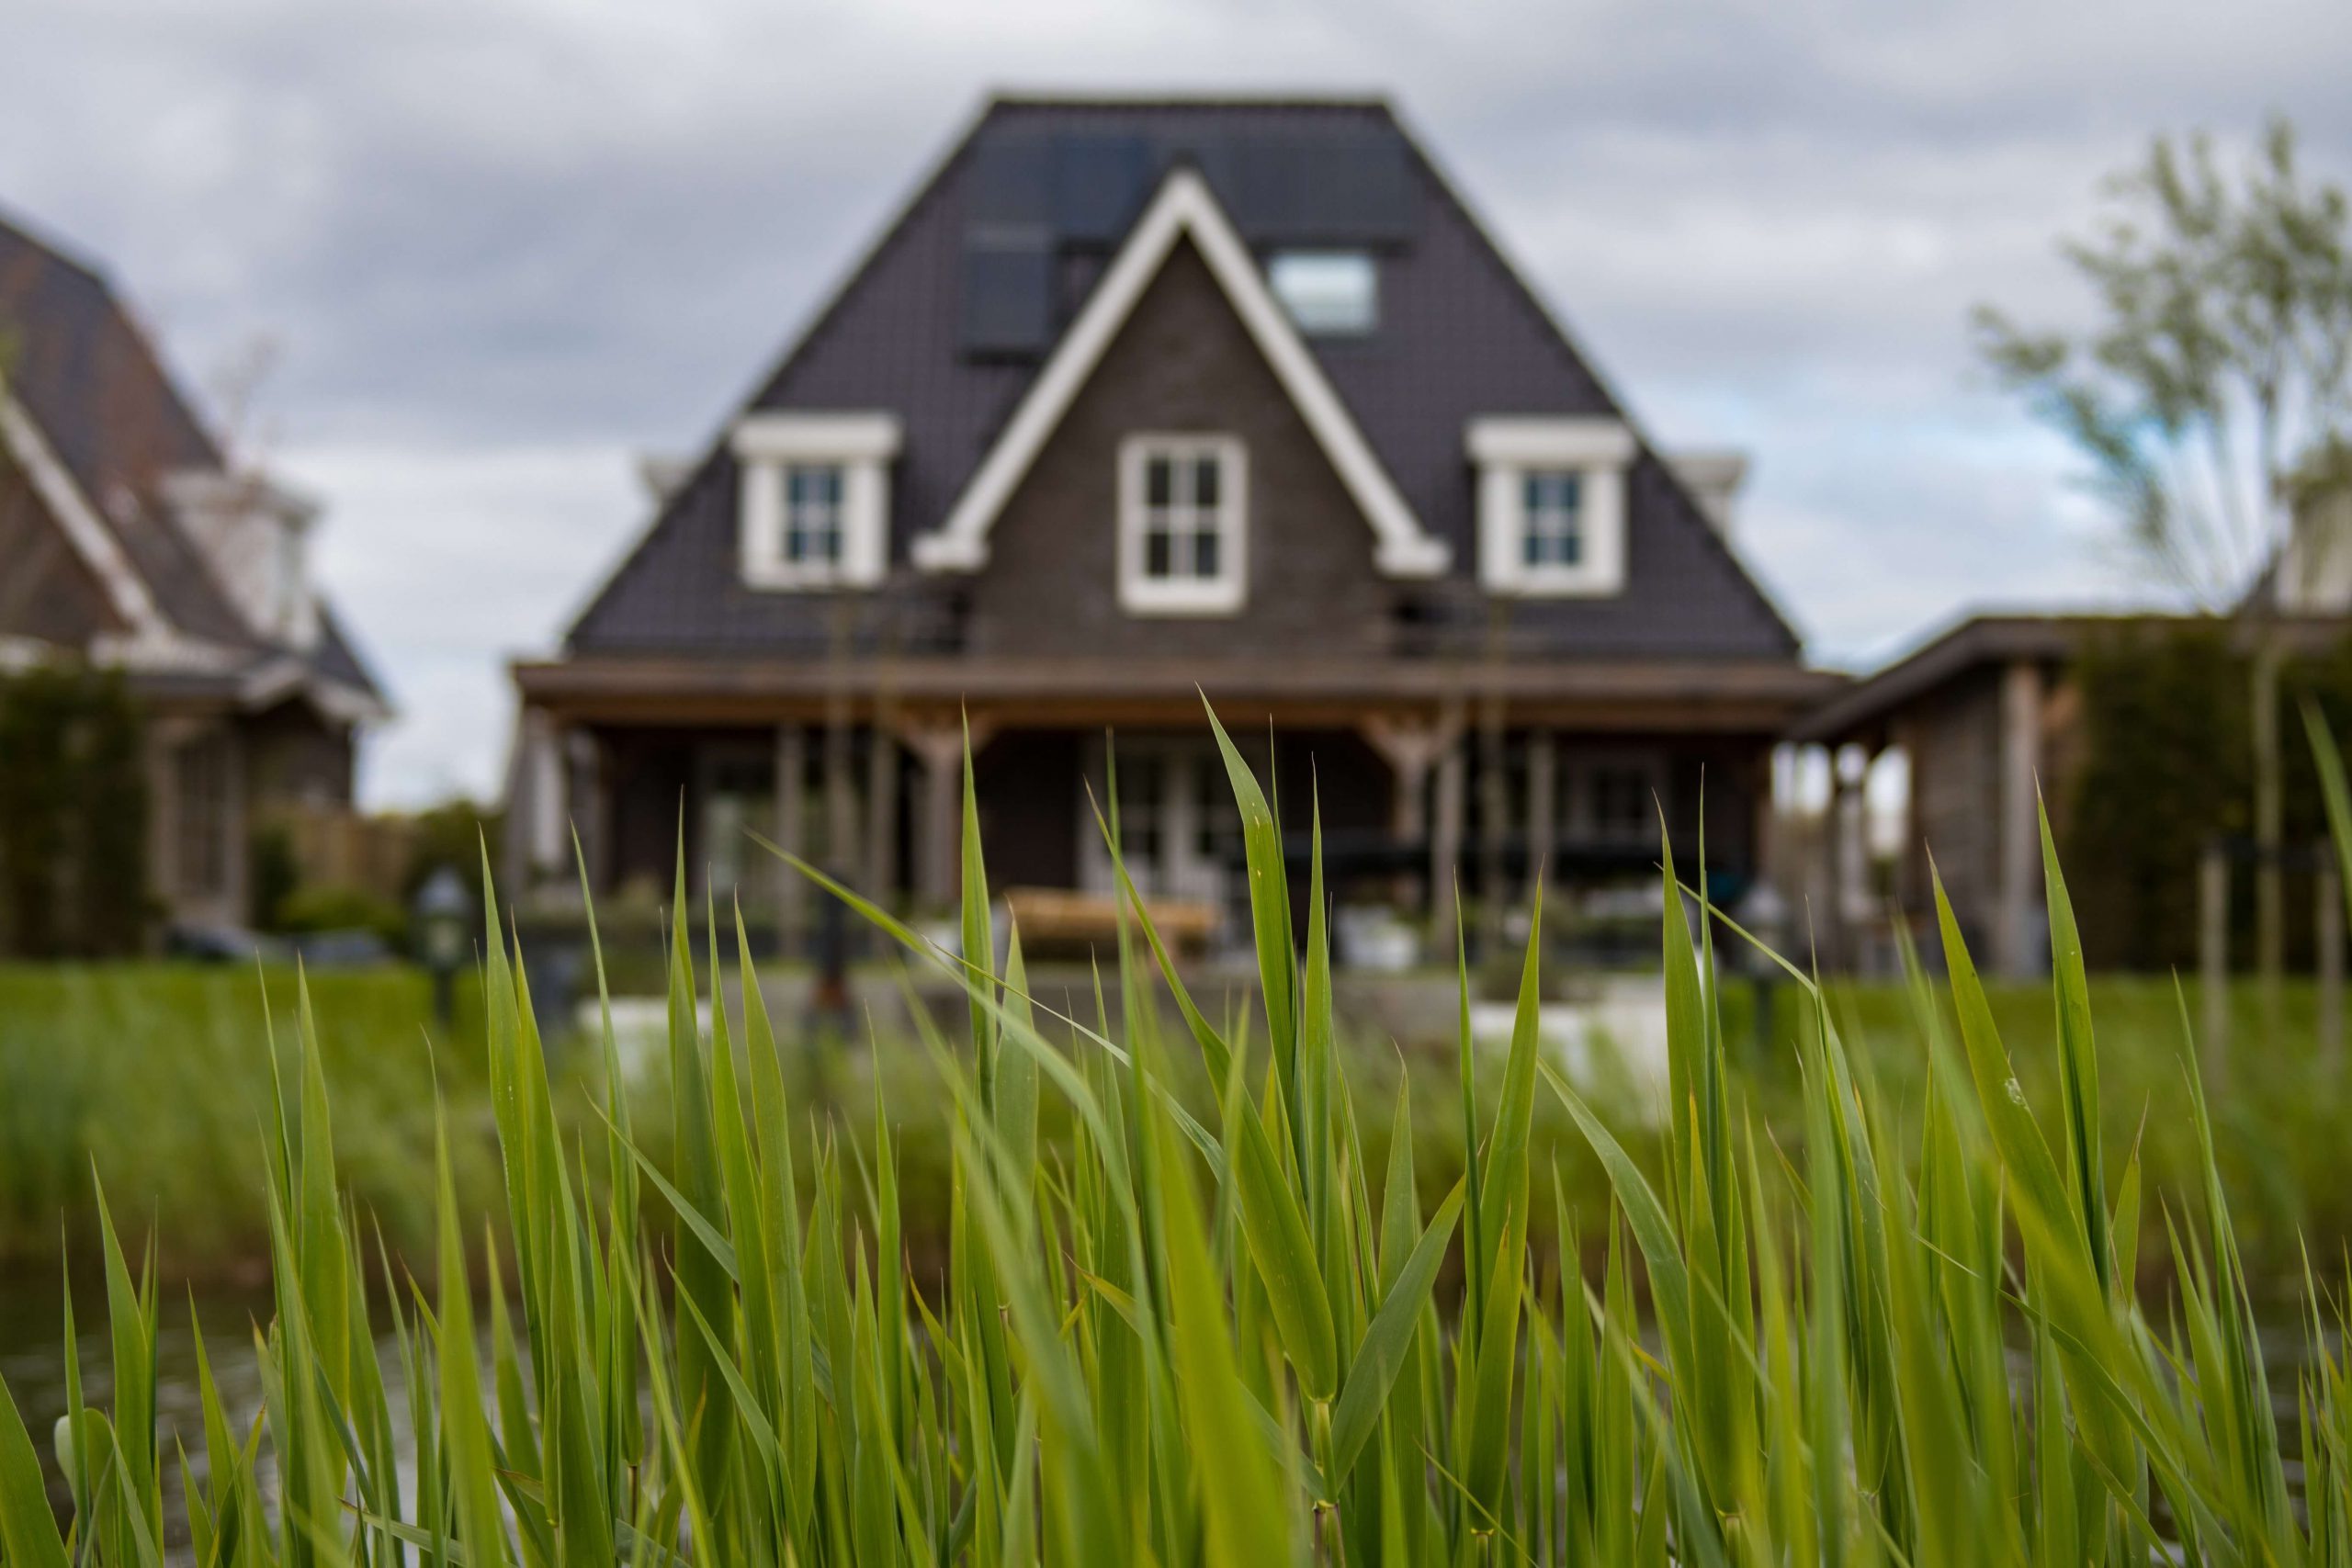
[0,205,386,705]
[570,95,1799,662]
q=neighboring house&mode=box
[1791,609,2349,977]
[0,206,387,933]
[512,96,1833,945]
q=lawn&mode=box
[4,956,2346,1297]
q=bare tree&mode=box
[1974,117,2352,1027]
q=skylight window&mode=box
[1268,252,1377,336]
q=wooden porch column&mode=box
[774,725,806,956]
[568,728,604,891]
[1525,729,1557,909]
[1995,658,2044,978]
[1431,737,1467,940]
[902,724,967,910]
[865,726,900,902]
[519,705,567,886]
[1818,744,1852,968]
[1361,705,1466,925]
[823,708,859,877]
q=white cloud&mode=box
[279,439,645,807]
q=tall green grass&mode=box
[5,699,2352,1565]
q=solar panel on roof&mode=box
[959,227,1056,355]
[968,130,1054,226]
[1051,132,1151,242]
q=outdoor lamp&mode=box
[413,865,472,1028]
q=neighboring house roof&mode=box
[1790,608,2350,745]
[0,204,387,714]
[569,95,1799,662]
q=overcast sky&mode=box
[7,0,2352,807]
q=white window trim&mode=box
[1466,416,1636,597]
[729,412,901,590]
[1118,434,1248,616]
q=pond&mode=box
[0,1283,417,1562]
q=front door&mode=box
[1076,737,1238,905]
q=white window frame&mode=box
[729,412,901,590]
[1117,433,1248,616]
[1466,416,1636,597]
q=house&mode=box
[1790,609,2349,977]
[510,96,1834,952]
[0,206,387,933]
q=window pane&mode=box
[1268,252,1377,335]
[1193,456,1219,510]
[1146,527,1171,579]
[1147,457,1172,508]
[1193,528,1219,578]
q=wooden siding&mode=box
[965,237,1395,660]
[1896,668,2005,952]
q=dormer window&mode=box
[1520,471,1584,569]
[782,465,845,569]
[1119,434,1247,615]
[729,412,900,589]
[1466,417,1636,596]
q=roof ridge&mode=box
[985,91,1393,113]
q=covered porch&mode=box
[507,655,1830,964]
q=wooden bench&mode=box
[1001,886,1218,959]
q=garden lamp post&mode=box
[413,866,472,1029]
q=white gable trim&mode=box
[0,386,169,637]
[912,168,1448,578]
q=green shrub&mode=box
[0,663,147,958]
[271,882,408,946]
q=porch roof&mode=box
[513,651,1842,733]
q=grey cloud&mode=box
[3,0,2347,802]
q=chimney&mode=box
[1668,449,1749,537]
[164,468,322,649]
